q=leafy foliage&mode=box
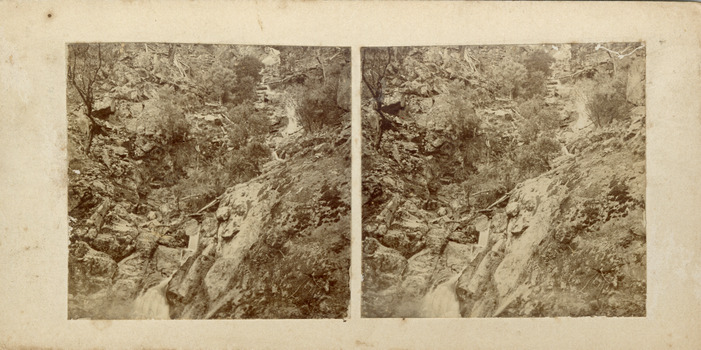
[443,88,482,177]
[524,50,556,77]
[586,76,632,128]
[489,58,528,99]
[155,87,190,143]
[297,83,343,133]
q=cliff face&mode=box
[67,44,351,319]
[362,44,646,317]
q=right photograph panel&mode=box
[361,44,646,318]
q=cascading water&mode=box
[131,276,172,319]
[419,273,462,318]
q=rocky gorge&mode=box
[361,44,646,317]
[67,44,351,319]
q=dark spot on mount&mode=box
[47,13,52,18]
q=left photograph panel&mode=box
[67,43,351,319]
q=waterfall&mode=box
[282,98,301,136]
[419,273,462,318]
[131,276,172,320]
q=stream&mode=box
[131,276,172,319]
[418,273,462,318]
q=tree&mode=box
[524,50,555,77]
[361,47,393,149]
[67,43,107,154]
[489,58,527,100]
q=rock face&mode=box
[164,129,351,319]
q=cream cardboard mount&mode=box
[1,1,700,349]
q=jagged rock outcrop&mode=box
[162,127,351,319]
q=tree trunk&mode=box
[85,120,96,154]
[316,55,326,83]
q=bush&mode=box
[524,50,555,77]
[200,55,264,106]
[236,55,264,83]
[443,88,482,178]
[206,61,237,103]
[155,88,190,143]
[226,102,270,149]
[297,83,343,133]
[520,70,548,100]
[587,89,631,127]
[518,98,561,144]
[514,136,562,177]
[489,58,528,99]
[585,71,632,128]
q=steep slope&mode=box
[165,129,351,319]
[67,44,351,319]
[361,44,646,317]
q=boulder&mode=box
[68,241,118,296]
[448,225,478,245]
[218,201,248,239]
[155,245,181,272]
[92,218,139,261]
[134,230,159,257]
[363,238,407,291]
[111,254,149,302]
[203,256,238,303]
[200,215,218,238]
[159,202,178,221]
[377,229,425,258]
[216,206,231,221]
[490,212,508,233]
[474,215,490,232]
[445,241,475,271]
[424,227,450,253]
[401,251,439,297]
[182,219,199,237]
[88,198,112,230]
[167,250,215,304]
[509,216,529,236]
[506,202,520,218]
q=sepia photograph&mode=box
[67,43,351,319]
[3,1,701,348]
[361,43,646,318]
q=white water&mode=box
[282,99,301,136]
[419,273,462,318]
[131,277,171,319]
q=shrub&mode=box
[206,61,237,103]
[236,55,265,83]
[518,98,561,144]
[443,89,482,179]
[199,55,264,106]
[489,58,528,99]
[586,72,632,128]
[155,88,190,143]
[226,102,270,149]
[514,136,562,177]
[520,70,548,100]
[524,50,555,77]
[297,83,343,133]
[587,90,631,128]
